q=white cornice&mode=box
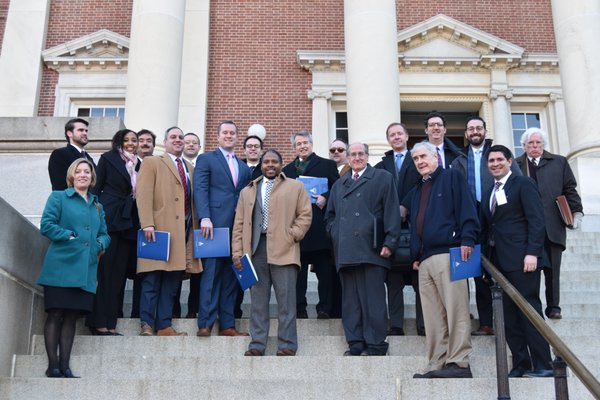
[42,29,129,72]
[297,50,345,72]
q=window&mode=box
[511,113,540,157]
[335,112,348,143]
[77,106,125,120]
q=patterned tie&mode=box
[532,158,538,166]
[262,180,274,231]
[395,153,404,172]
[176,158,190,215]
[353,172,359,181]
[228,153,238,187]
[436,147,443,168]
[490,181,502,215]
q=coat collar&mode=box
[104,150,134,184]
[340,164,374,195]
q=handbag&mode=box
[392,227,411,270]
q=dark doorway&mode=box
[401,110,480,150]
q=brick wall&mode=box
[0,0,9,54]
[37,0,133,116]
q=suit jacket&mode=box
[326,166,400,270]
[338,163,352,178]
[232,173,312,267]
[194,149,251,230]
[374,149,421,204]
[91,149,140,234]
[481,174,545,273]
[136,154,201,274]
[427,137,462,169]
[241,158,263,180]
[516,151,582,249]
[48,144,96,190]
[282,153,339,252]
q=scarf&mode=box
[119,149,139,198]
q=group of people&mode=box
[37,112,582,380]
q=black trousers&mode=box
[296,249,341,317]
[542,238,564,314]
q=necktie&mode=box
[353,173,359,181]
[395,153,404,172]
[262,180,274,231]
[532,158,538,166]
[176,158,190,215]
[436,147,443,168]
[82,150,89,159]
[490,181,502,215]
[228,153,237,187]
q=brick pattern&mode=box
[0,0,8,54]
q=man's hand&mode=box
[380,246,392,258]
[412,261,420,271]
[523,255,537,272]
[400,205,408,222]
[200,218,213,239]
[461,245,474,262]
[232,256,243,271]
[143,226,156,242]
[313,194,327,210]
[571,212,583,230]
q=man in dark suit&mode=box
[516,128,583,319]
[242,135,264,180]
[48,118,96,190]
[282,130,341,319]
[375,122,424,336]
[481,145,553,378]
[451,116,522,336]
[193,120,251,336]
[326,142,400,356]
[423,111,462,169]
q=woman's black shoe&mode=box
[45,368,63,378]
[89,327,112,336]
[61,368,80,378]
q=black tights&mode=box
[44,309,79,371]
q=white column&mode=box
[125,0,186,134]
[489,89,513,148]
[178,0,210,144]
[551,0,600,156]
[548,93,570,155]
[0,0,50,116]
[344,0,400,155]
[308,90,332,158]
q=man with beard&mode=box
[451,116,521,336]
[329,138,351,177]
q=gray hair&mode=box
[520,127,548,148]
[411,141,437,158]
[291,130,313,146]
[348,142,369,155]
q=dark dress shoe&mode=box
[45,368,63,378]
[89,327,112,336]
[109,331,124,336]
[547,310,562,319]
[317,311,330,319]
[508,366,528,377]
[524,369,554,378]
[244,348,264,356]
[429,363,472,378]
[413,370,437,379]
[297,310,308,319]
[218,328,249,337]
[471,325,494,336]
[276,348,296,356]
[61,368,80,378]
[387,327,405,336]
[196,327,211,337]
[343,349,362,356]
[417,328,426,336]
[360,350,387,356]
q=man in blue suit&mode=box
[193,120,251,336]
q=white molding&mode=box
[53,72,127,116]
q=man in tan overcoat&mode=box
[136,126,201,336]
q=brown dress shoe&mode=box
[157,327,188,336]
[244,348,264,356]
[276,348,296,356]
[218,328,249,337]
[471,325,494,336]
[139,324,154,336]
[196,327,211,337]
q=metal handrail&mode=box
[481,255,600,399]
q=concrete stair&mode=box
[2,230,599,399]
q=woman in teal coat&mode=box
[38,158,110,378]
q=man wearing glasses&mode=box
[243,135,264,180]
[424,111,462,169]
[329,139,351,177]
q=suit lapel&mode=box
[160,154,183,185]
[303,154,321,176]
[215,149,236,186]
[106,151,133,184]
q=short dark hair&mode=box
[244,135,263,148]
[164,126,182,140]
[385,122,409,138]
[424,111,447,128]
[111,129,137,151]
[261,148,283,164]
[466,116,486,130]
[64,118,88,141]
[137,129,156,146]
[487,144,513,161]
[184,132,201,142]
[218,120,238,134]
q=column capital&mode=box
[489,89,513,100]
[307,90,333,100]
[549,92,563,103]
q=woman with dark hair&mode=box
[38,158,110,377]
[87,129,140,335]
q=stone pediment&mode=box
[42,29,129,71]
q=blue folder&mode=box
[449,244,482,281]
[231,254,258,291]
[137,230,170,261]
[193,227,230,258]
[297,175,328,204]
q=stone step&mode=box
[1,377,594,400]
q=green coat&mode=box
[37,188,111,293]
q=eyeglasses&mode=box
[329,147,346,154]
[466,126,485,132]
[245,144,261,149]
[427,122,444,128]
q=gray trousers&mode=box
[248,235,298,353]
